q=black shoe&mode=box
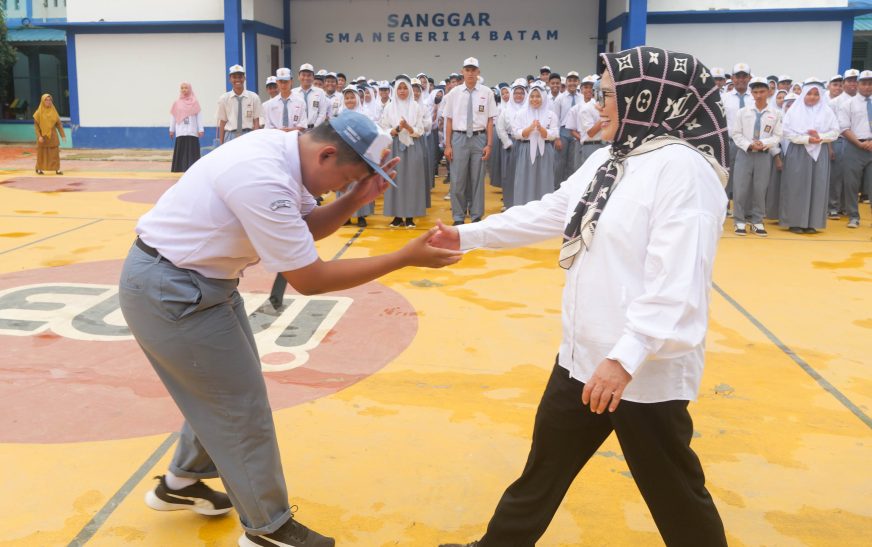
[734,224,747,236]
[439,542,480,547]
[389,217,404,227]
[342,219,352,226]
[36,170,44,175]
[452,220,464,226]
[789,227,804,234]
[56,170,63,175]
[357,217,367,227]
[239,515,335,547]
[404,218,416,228]
[145,475,232,516]
[471,217,482,223]
[750,223,768,237]
[803,228,818,234]
[828,211,841,220]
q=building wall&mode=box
[606,0,628,21]
[257,34,283,101]
[249,0,284,26]
[66,0,223,22]
[75,33,226,127]
[647,21,843,78]
[289,0,601,84]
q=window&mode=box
[271,45,279,74]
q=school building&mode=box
[2,0,872,148]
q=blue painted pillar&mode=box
[66,32,79,129]
[597,0,607,57]
[283,0,291,68]
[839,15,854,73]
[244,28,258,93]
[224,0,242,91]
[623,0,647,49]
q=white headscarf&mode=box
[339,85,363,113]
[513,82,553,164]
[782,82,840,161]
[505,79,528,116]
[382,78,419,147]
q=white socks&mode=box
[165,470,198,490]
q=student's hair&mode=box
[336,72,347,79]
[307,123,371,169]
[549,73,561,81]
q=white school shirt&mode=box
[730,104,783,152]
[324,92,342,119]
[552,92,583,127]
[263,94,306,130]
[216,90,263,131]
[458,144,726,403]
[838,93,872,139]
[169,112,204,137]
[442,83,498,132]
[722,88,753,133]
[495,108,514,149]
[137,129,319,279]
[564,101,603,144]
[291,86,328,127]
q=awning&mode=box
[6,28,67,43]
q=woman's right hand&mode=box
[401,227,463,268]
[38,136,44,144]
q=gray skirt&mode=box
[383,137,427,218]
[489,141,503,188]
[779,143,830,229]
[512,141,556,206]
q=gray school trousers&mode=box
[732,148,772,225]
[828,137,846,213]
[842,141,872,221]
[450,132,487,221]
[118,243,292,534]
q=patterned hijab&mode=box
[559,47,729,270]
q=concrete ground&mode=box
[0,144,870,546]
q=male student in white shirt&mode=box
[722,63,753,204]
[731,76,783,236]
[838,70,872,228]
[216,64,263,144]
[123,111,461,547]
[828,70,857,217]
[263,68,306,132]
[443,57,498,225]
[552,71,583,184]
[292,63,328,129]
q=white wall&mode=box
[257,34,283,101]
[75,33,226,127]
[606,0,628,21]
[649,0,846,10]
[606,28,623,54]
[250,0,284,26]
[646,21,842,80]
[32,1,67,20]
[290,0,601,84]
[66,0,223,22]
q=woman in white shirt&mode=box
[434,47,730,547]
[779,78,841,233]
[169,82,204,172]
[511,81,559,205]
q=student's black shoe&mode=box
[145,475,232,516]
[750,224,767,237]
[404,218,416,228]
[56,170,63,175]
[357,217,367,227]
[734,224,747,236]
[452,220,464,226]
[828,211,841,220]
[803,228,818,234]
[342,219,353,226]
[788,227,804,234]
[239,516,335,547]
[36,170,44,175]
[471,217,482,223]
[389,217,404,227]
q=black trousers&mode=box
[480,362,727,547]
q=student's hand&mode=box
[829,148,836,162]
[582,358,632,413]
[482,144,492,160]
[808,129,820,139]
[198,131,204,138]
[774,155,783,171]
[427,219,460,250]
[169,132,174,140]
[400,227,463,268]
[444,145,453,161]
[863,141,872,152]
[809,136,822,145]
[554,138,563,152]
[350,156,401,203]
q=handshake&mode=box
[397,219,464,268]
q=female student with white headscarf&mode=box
[765,91,795,220]
[510,81,559,205]
[779,78,840,233]
[413,81,435,208]
[335,85,374,227]
[497,79,528,209]
[379,75,427,228]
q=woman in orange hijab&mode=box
[33,93,65,175]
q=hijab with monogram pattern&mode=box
[559,47,729,270]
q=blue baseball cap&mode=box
[328,110,396,187]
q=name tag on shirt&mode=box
[183,117,190,124]
[245,107,253,119]
[478,105,485,113]
[313,100,320,108]
[764,124,772,134]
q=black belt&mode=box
[307,124,315,129]
[458,130,485,136]
[135,237,162,259]
[584,141,604,145]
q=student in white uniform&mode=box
[837,69,872,228]
[511,81,559,205]
[323,72,342,119]
[497,79,528,209]
[711,67,726,94]
[827,72,852,218]
[780,77,840,234]
[722,63,753,203]
[263,68,306,132]
[731,77,783,236]
[124,111,461,547]
[435,46,729,547]
[169,82,204,172]
[264,76,279,99]
[443,57,498,225]
[216,64,263,144]
[778,75,793,92]
[566,76,609,173]
[552,71,583,184]
[336,86,374,227]
[292,63,328,129]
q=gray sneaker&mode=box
[847,218,860,228]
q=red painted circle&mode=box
[0,260,417,443]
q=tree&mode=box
[0,8,18,109]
